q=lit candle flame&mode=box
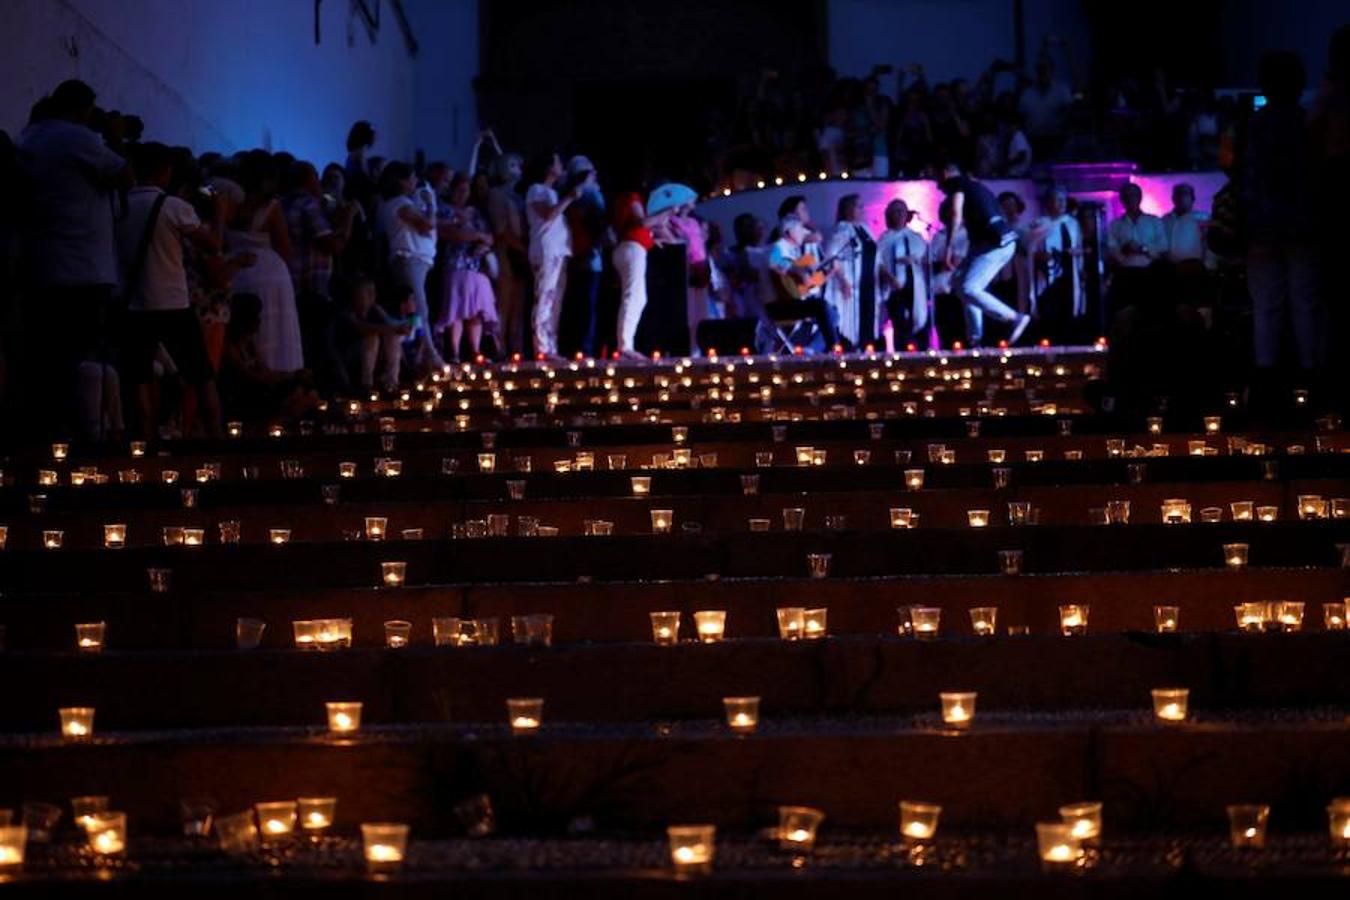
[92,831,123,854]
[1045,843,1074,862]
[903,822,933,839]
[366,843,402,862]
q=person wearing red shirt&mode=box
[611,191,673,359]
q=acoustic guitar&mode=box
[772,236,858,301]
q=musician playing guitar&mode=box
[765,216,841,349]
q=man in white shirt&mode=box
[1106,182,1168,313]
[1029,186,1086,320]
[115,142,223,438]
[1161,183,1212,267]
[874,199,931,349]
[525,152,586,360]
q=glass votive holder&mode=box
[1227,804,1269,848]
[650,509,674,534]
[1154,606,1180,633]
[1059,605,1089,636]
[1324,602,1347,630]
[384,620,412,648]
[325,701,362,734]
[506,480,526,501]
[59,706,94,740]
[1275,601,1304,632]
[1256,505,1278,522]
[911,607,942,640]
[1127,462,1147,484]
[749,518,771,532]
[1036,822,1081,870]
[694,610,727,643]
[803,607,828,638]
[42,530,64,550]
[778,805,825,852]
[1221,543,1249,569]
[467,617,500,646]
[215,810,259,854]
[72,795,109,833]
[214,520,240,545]
[607,454,627,471]
[992,467,1010,489]
[478,453,497,473]
[362,822,410,872]
[365,517,387,541]
[86,811,127,856]
[794,446,814,467]
[753,451,775,470]
[1161,499,1192,524]
[782,507,805,531]
[1007,501,1030,526]
[853,449,871,466]
[650,611,681,645]
[1231,501,1254,521]
[298,797,337,833]
[432,617,463,647]
[511,614,554,647]
[899,801,942,843]
[226,420,243,438]
[889,508,914,529]
[21,802,60,843]
[161,469,181,485]
[102,523,127,549]
[236,617,266,650]
[162,525,186,547]
[998,550,1024,575]
[506,698,544,734]
[740,474,759,496]
[1327,798,1350,846]
[1236,602,1271,632]
[969,607,998,636]
[1198,506,1223,524]
[268,528,292,546]
[1025,449,1045,463]
[668,824,715,875]
[1106,500,1131,525]
[939,691,975,729]
[967,509,990,528]
[75,622,105,653]
[338,462,358,479]
[401,528,424,542]
[178,798,214,837]
[255,801,298,839]
[904,469,925,490]
[630,476,651,497]
[723,696,760,734]
[672,448,693,469]
[1298,495,1328,520]
[776,607,805,640]
[1088,507,1109,526]
[1060,802,1103,843]
[37,469,59,487]
[1203,415,1222,434]
[1332,498,1348,519]
[380,561,407,588]
[1151,687,1189,723]
[806,552,832,579]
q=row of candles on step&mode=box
[60,595,1350,657]
[5,795,1348,875]
[49,684,1196,745]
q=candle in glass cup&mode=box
[295,797,336,834]
[86,812,127,855]
[967,509,990,528]
[889,508,914,529]
[1227,804,1269,848]
[1203,415,1221,433]
[1007,501,1030,525]
[904,469,925,490]
[432,617,463,647]
[255,801,298,838]
[338,462,357,479]
[1036,822,1081,868]
[268,528,291,545]
[777,806,825,851]
[630,476,651,497]
[1151,688,1189,723]
[37,469,58,487]
[776,607,805,640]
[1298,494,1328,520]
[1327,798,1350,846]
[103,523,127,549]
[853,449,871,466]
[384,620,412,648]
[1059,802,1103,843]
[1275,601,1304,632]
[477,453,496,473]
[361,822,409,871]
[650,611,681,645]
[1160,499,1191,524]
[998,549,1024,575]
[365,517,387,541]
[667,825,715,875]
[899,801,942,842]
[781,507,805,531]
[806,552,832,579]
[1236,602,1270,632]
[803,608,828,638]
[723,696,760,733]
[506,698,543,734]
[1230,501,1254,521]
[1256,505,1278,522]
[910,607,941,640]
[1224,543,1249,568]
[75,622,105,653]
[969,607,998,636]
[1059,605,1089,636]
[42,530,64,550]
[939,691,975,729]
[1325,602,1347,630]
[59,707,94,740]
[794,446,814,467]
[1154,606,1180,633]
[325,701,362,733]
[650,509,674,534]
[380,561,407,588]
[71,795,109,833]
[696,609,729,644]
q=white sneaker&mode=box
[1008,314,1032,345]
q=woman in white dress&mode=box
[225,152,304,373]
[823,194,874,348]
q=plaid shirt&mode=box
[283,191,335,298]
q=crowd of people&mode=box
[0,28,1345,444]
[711,38,1232,189]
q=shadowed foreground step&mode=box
[2,833,1350,899]
[5,710,1350,833]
